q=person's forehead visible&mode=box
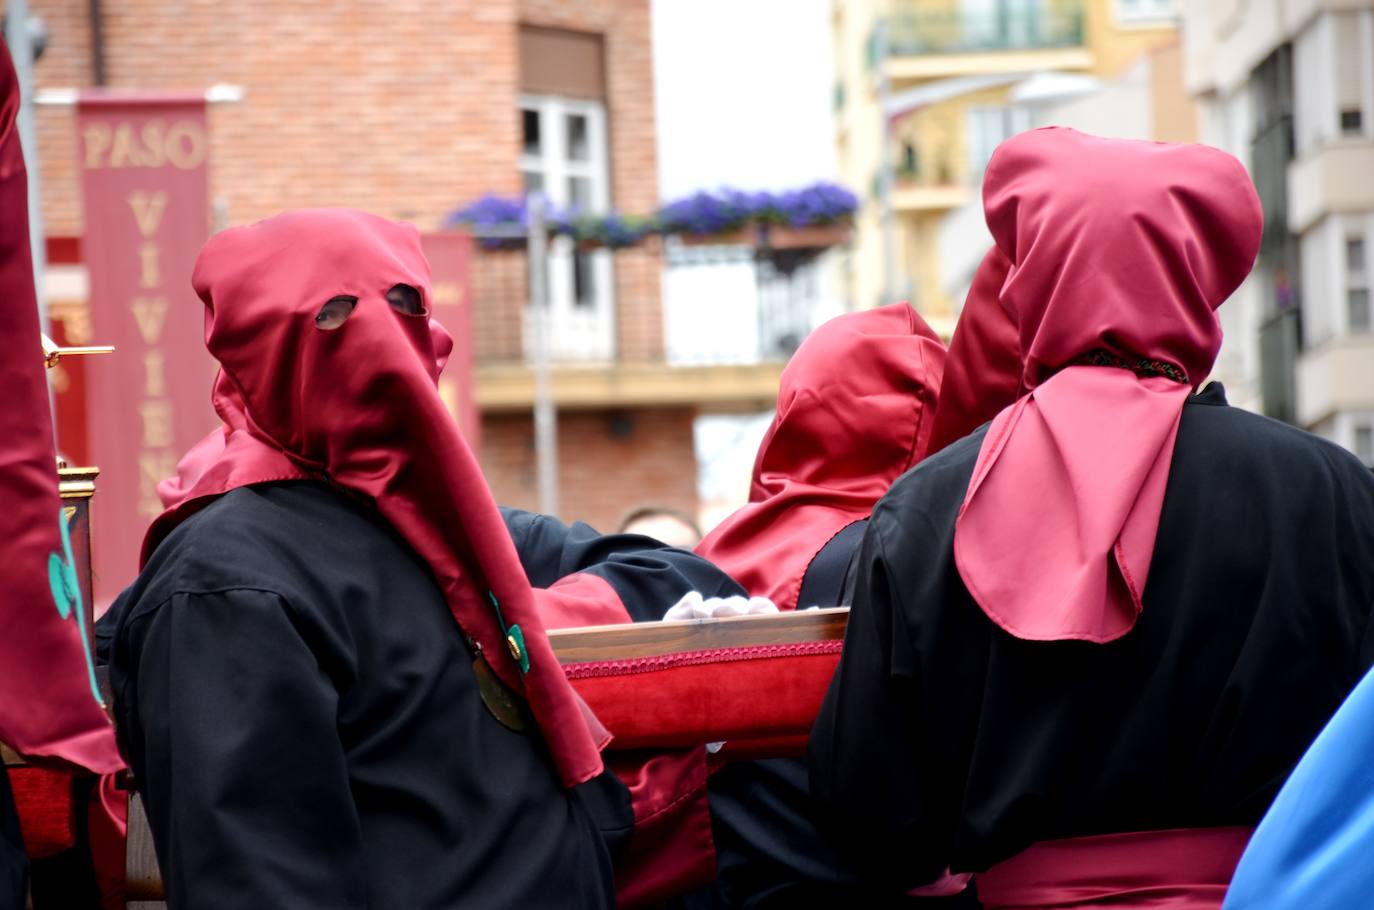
[622,513,700,549]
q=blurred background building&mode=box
[10,0,1371,567]
[833,0,1373,471]
[832,0,1180,336]
[1183,0,1374,465]
[24,0,796,532]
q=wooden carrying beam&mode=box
[551,608,848,753]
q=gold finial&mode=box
[42,333,114,370]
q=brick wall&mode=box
[482,406,698,531]
[30,0,523,235]
[29,0,664,362]
[23,0,696,523]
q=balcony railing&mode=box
[663,244,831,367]
[879,3,1085,58]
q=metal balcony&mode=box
[880,3,1086,58]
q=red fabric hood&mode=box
[149,209,604,787]
[150,320,454,519]
[0,41,121,773]
[925,246,1019,457]
[696,303,945,610]
[954,127,1262,643]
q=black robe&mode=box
[809,384,1374,893]
[109,481,629,909]
[706,519,976,908]
[500,507,743,620]
[0,767,25,910]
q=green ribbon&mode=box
[47,508,103,706]
[487,590,530,674]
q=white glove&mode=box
[664,591,780,621]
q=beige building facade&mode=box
[832,0,1180,335]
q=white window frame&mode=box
[519,94,615,362]
[1112,0,1178,27]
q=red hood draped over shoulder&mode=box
[954,127,1261,643]
[696,303,946,610]
[0,40,121,773]
[147,209,605,787]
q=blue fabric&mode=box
[1224,665,1374,909]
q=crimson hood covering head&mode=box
[954,127,1261,643]
[925,246,1019,457]
[0,40,121,773]
[152,318,456,514]
[696,303,946,610]
[151,209,605,787]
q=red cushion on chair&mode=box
[10,767,77,859]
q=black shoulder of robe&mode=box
[109,481,624,910]
[809,383,1374,890]
[796,518,869,610]
[0,767,26,910]
[709,516,980,908]
[499,506,744,621]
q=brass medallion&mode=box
[472,651,529,733]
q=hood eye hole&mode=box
[386,283,426,317]
[314,296,357,331]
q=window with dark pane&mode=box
[1347,236,1365,274]
[573,251,596,309]
[567,113,589,161]
[522,108,542,157]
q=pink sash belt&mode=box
[976,827,1253,909]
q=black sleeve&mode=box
[117,590,367,909]
[807,516,949,892]
[93,593,128,666]
[0,768,25,910]
[500,507,744,622]
[797,519,868,609]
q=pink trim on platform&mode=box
[976,827,1252,910]
[562,640,844,680]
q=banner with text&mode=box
[78,95,216,606]
[420,232,478,447]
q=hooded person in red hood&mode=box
[106,209,633,909]
[809,128,1374,907]
[695,303,962,908]
[91,233,743,910]
[696,302,946,615]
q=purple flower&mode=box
[446,181,858,248]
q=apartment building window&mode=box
[1349,235,1370,334]
[1335,13,1370,139]
[968,106,1032,178]
[518,26,614,361]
